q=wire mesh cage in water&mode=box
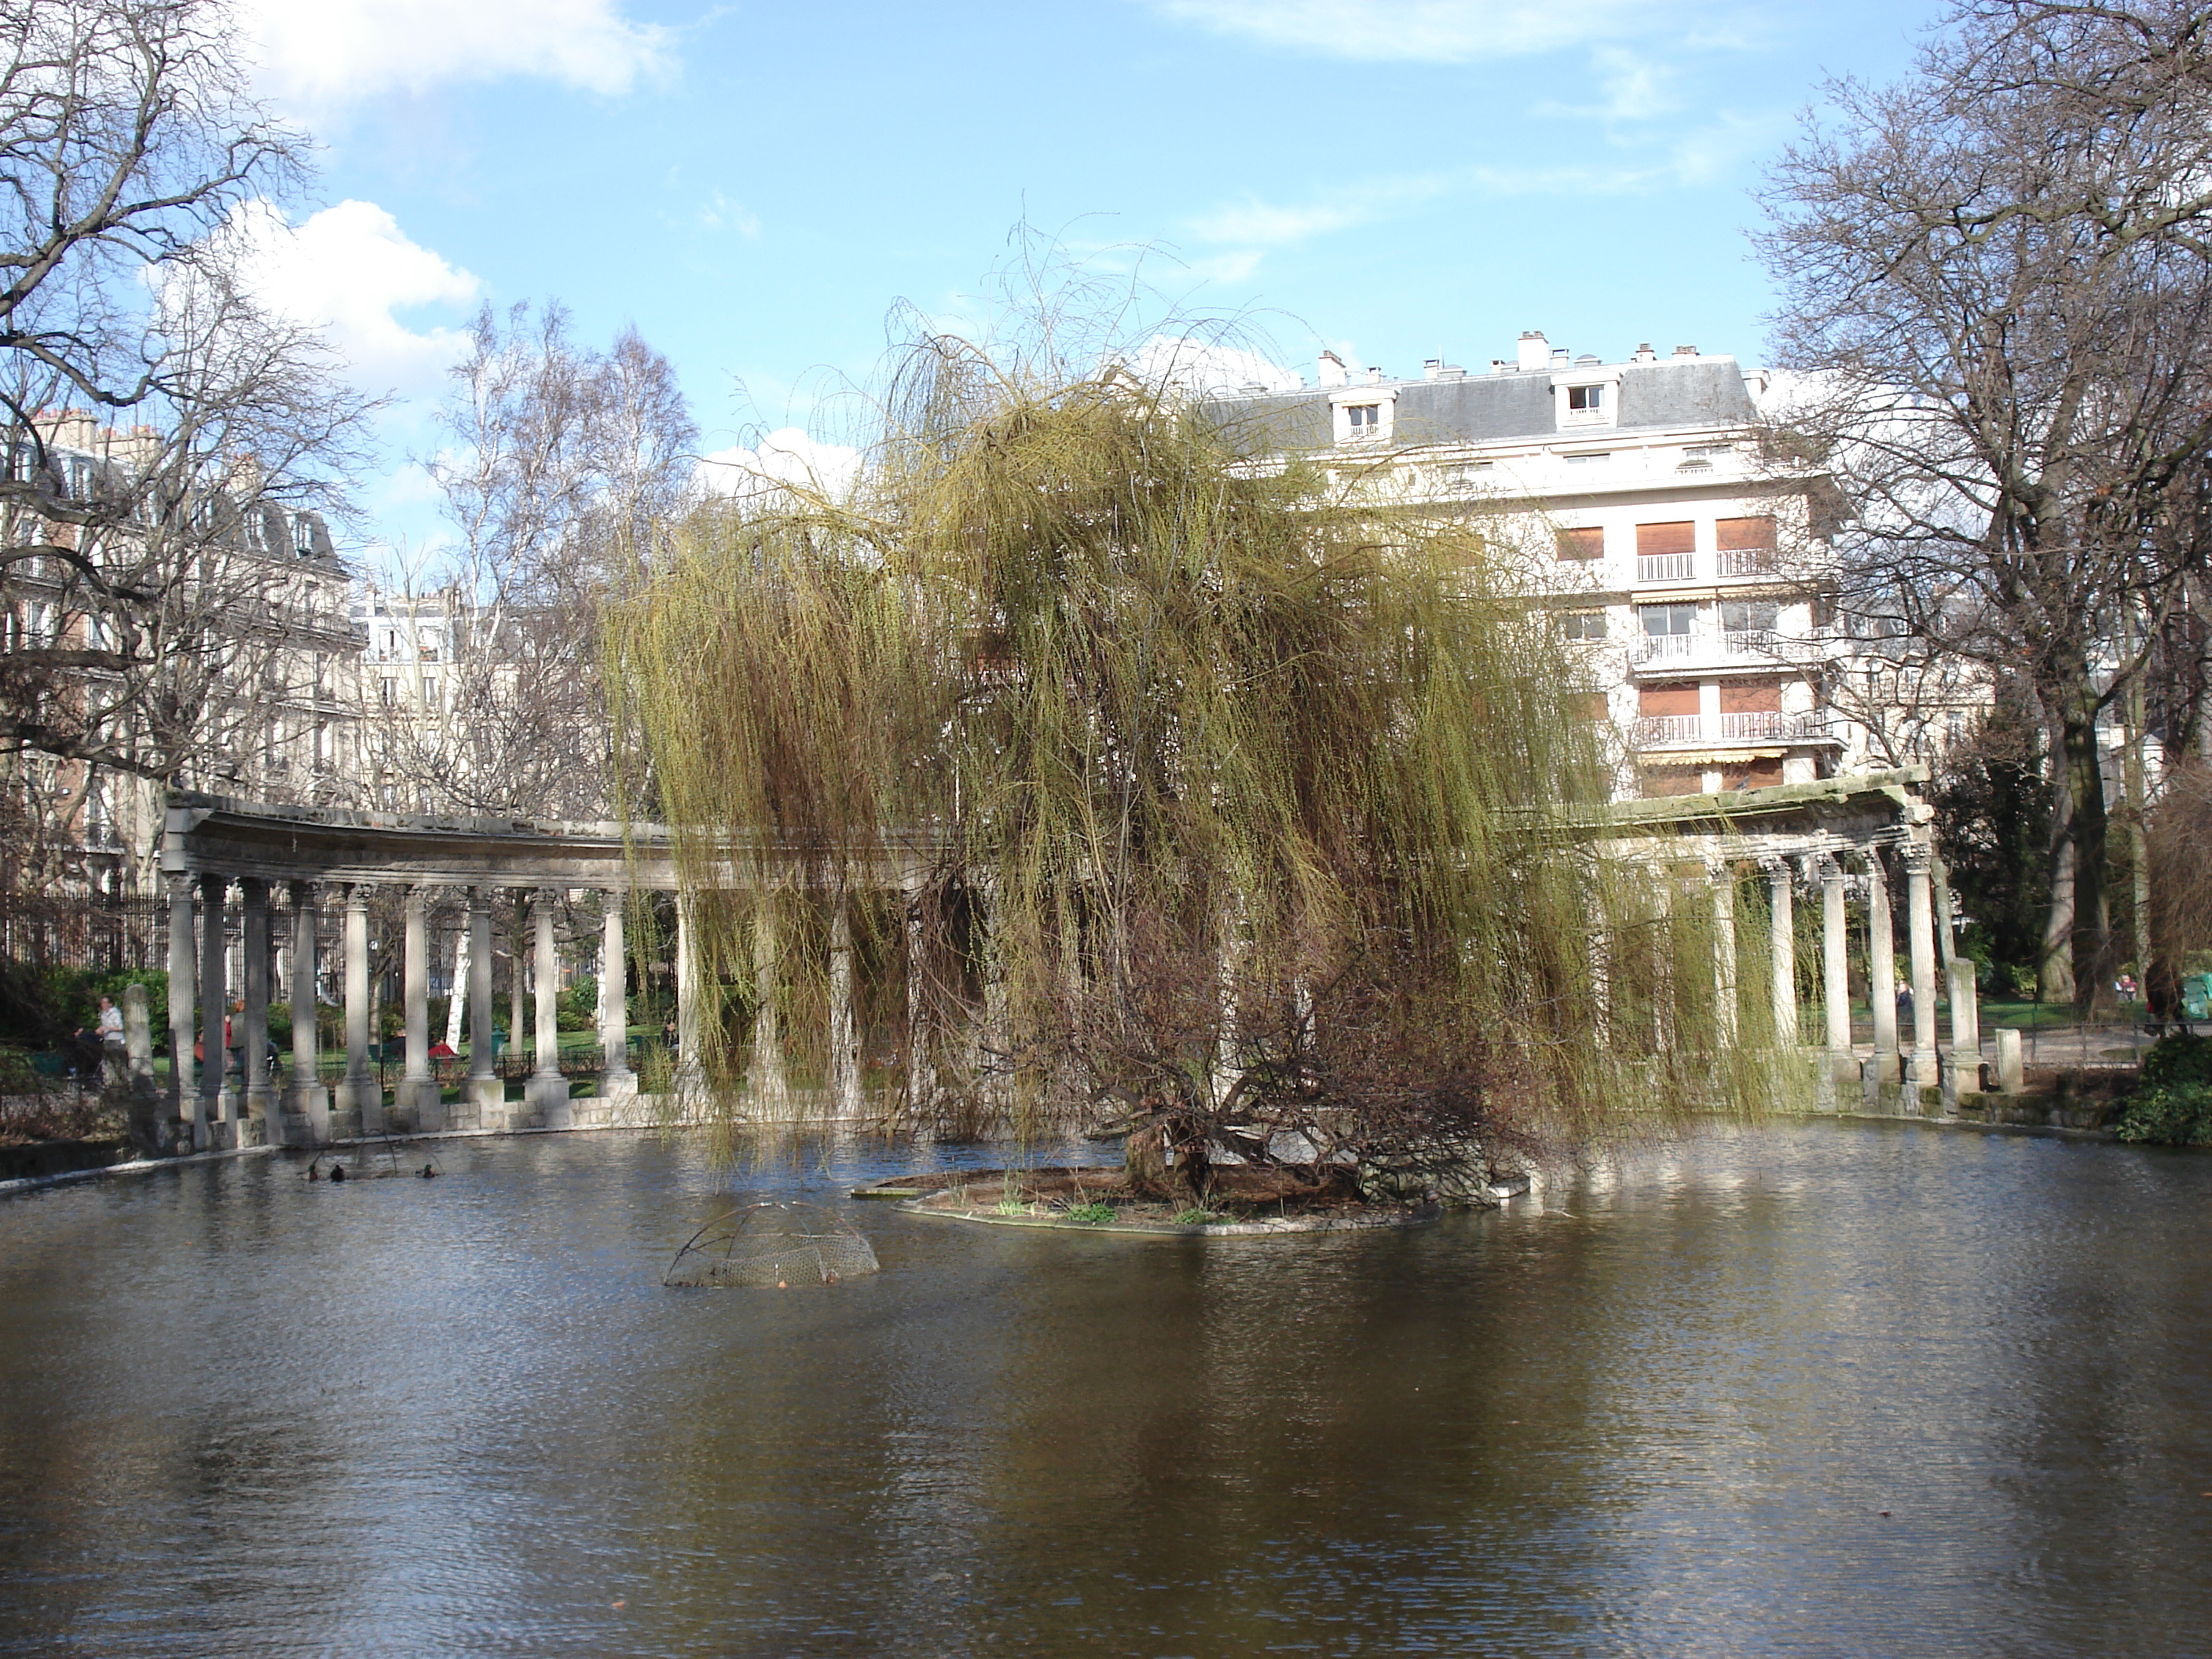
[305,1139,444,1182]
[664,1202,880,1288]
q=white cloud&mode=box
[236,0,669,112]
[1536,46,1681,120]
[225,199,481,395]
[697,429,864,504]
[1148,0,1691,61]
[694,191,762,237]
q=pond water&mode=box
[0,1121,2207,1657]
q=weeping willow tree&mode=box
[608,328,1767,1199]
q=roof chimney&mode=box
[1423,358,1441,379]
[1516,330,1549,372]
[1633,342,1657,363]
[1672,344,1698,357]
[1366,366,1384,384]
[1318,350,1348,388]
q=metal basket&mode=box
[664,1201,879,1288]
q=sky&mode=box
[225,0,1945,562]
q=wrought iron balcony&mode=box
[1633,712,1833,748]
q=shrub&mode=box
[1064,1201,1117,1225]
[2115,1035,2212,1145]
[556,978,598,1031]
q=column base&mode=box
[463,1075,505,1130]
[525,1072,571,1129]
[334,1076,385,1137]
[394,1074,443,1133]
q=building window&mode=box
[1638,602,1696,661]
[1716,515,1778,575]
[1563,451,1610,466]
[1562,610,1607,641]
[1635,520,1696,583]
[1555,526,1605,561]
[1345,404,1380,433]
[1721,599,1778,654]
[1567,384,1604,412]
[380,676,397,705]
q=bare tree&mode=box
[1759,0,2212,1006]
[367,303,693,820]
[0,0,371,904]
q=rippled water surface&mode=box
[2,1121,2208,1657]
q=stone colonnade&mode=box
[161,874,640,1151]
[1634,823,1973,1101]
[162,768,1967,1152]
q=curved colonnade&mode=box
[156,769,1964,1153]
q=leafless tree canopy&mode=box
[0,0,371,901]
[367,303,694,820]
[1759,0,2212,1005]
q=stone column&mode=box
[1766,859,1797,1047]
[525,888,573,1126]
[464,886,503,1124]
[829,893,862,1117]
[334,884,381,1133]
[198,873,229,1133]
[1905,843,1940,1085]
[240,877,277,1140]
[599,892,635,1101]
[1994,1027,2024,1093]
[287,881,329,1139]
[674,891,703,1100]
[167,871,201,1149]
[1709,862,1738,1048]
[1867,850,1899,1081]
[396,884,440,1128]
[903,881,935,1115]
[1820,856,1850,1053]
[1948,957,1983,1097]
[751,887,786,1113]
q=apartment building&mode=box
[1213,330,1879,798]
[2,413,362,907]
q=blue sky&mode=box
[230,0,1943,555]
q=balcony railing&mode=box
[1626,627,1786,666]
[1635,553,1696,584]
[1716,548,1778,577]
[1634,632,1696,661]
[1634,712,1829,748]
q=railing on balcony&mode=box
[1635,553,1696,584]
[1626,627,1786,665]
[1716,549,1778,577]
[1635,713,1705,745]
[1634,712,1828,747]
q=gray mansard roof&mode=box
[1207,357,1760,454]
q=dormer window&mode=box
[1567,385,1604,413]
[1331,389,1397,445]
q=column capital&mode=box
[345,880,375,909]
[1758,855,1792,884]
[1902,841,1933,875]
[530,886,560,910]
